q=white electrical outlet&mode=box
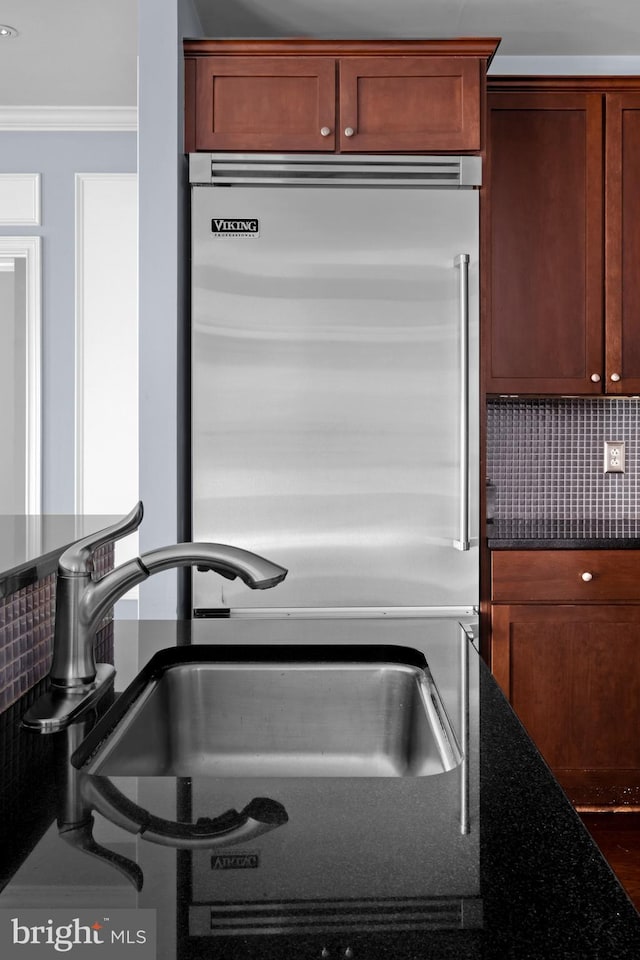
[604,440,625,474]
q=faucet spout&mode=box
[22,504,288,733]
[79,544,287,637]
[140,543,288,590]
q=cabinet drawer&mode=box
[492,550,640,602]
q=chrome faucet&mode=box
[23,502,287,732]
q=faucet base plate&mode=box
[21,664,116,733]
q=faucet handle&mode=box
[58,502,144,576]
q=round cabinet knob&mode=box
[590,373,601,382]
[320,126,331,137]
[581,572,593,582]
[344,127,355,137]
[610,372,621,382]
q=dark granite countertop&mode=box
[1,618,639,959]
[0,515,119,599]
[488,518,640,549]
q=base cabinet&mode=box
[492,603,640,807]
[491,551,640,808]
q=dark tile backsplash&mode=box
[487,398,640,520]
[0,544,114,713]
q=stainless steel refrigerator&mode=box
[189,153,480,618]
[188,156,482,951]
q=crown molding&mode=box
[0,105,137,132]
[184,37,502,61]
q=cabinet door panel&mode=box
[606,93,640,393]
[195,57,336,151]
[338,58,480,152]
[485,93,603,394]
[491,603,640,807]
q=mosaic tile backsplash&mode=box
[487,398,640,520]
[0,544,114,713]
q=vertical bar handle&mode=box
[454,254,470,551]
[459,624,470,835]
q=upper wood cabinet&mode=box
[484,81,640,396]
[184,39,500,154]
[337,57,481,152]
[606,92,640,393]
[190,56,337,152]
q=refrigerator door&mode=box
[191,184,478,611]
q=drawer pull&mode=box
[320,126,332,137]
[581,571,593,582]
[344,127,355,137]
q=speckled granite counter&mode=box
[0,618,639,959]
[488,518,640,549]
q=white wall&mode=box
[74,172,139,626]
[489,55,640,73]
[74,173,138,522]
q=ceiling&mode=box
[0,0,138,106]
[194,0,640,56]
[0,0,639,109]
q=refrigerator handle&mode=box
[459,623,470,835]
[454,254,471,552]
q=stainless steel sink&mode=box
[72,645,462,778]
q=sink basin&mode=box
[72,645,462,778]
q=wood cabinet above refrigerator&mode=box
[183,38,500,154]
[484,79,640,396]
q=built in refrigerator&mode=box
[187,153,482,952]
[189,153,480,618]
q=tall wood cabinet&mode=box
[484,80,640,395]
[184,39,500,154]
[483,80,640,811]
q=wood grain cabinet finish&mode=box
[485,91,604,394]
[492,549,640,603]
[485,81,640,395]
[605,93,640,394]
[193,57,337,152]
[184,39,500,154]
[491,550,640,807]
[337,57,480,152]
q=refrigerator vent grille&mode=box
[190,897,476,936]
[191,154,481,188]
